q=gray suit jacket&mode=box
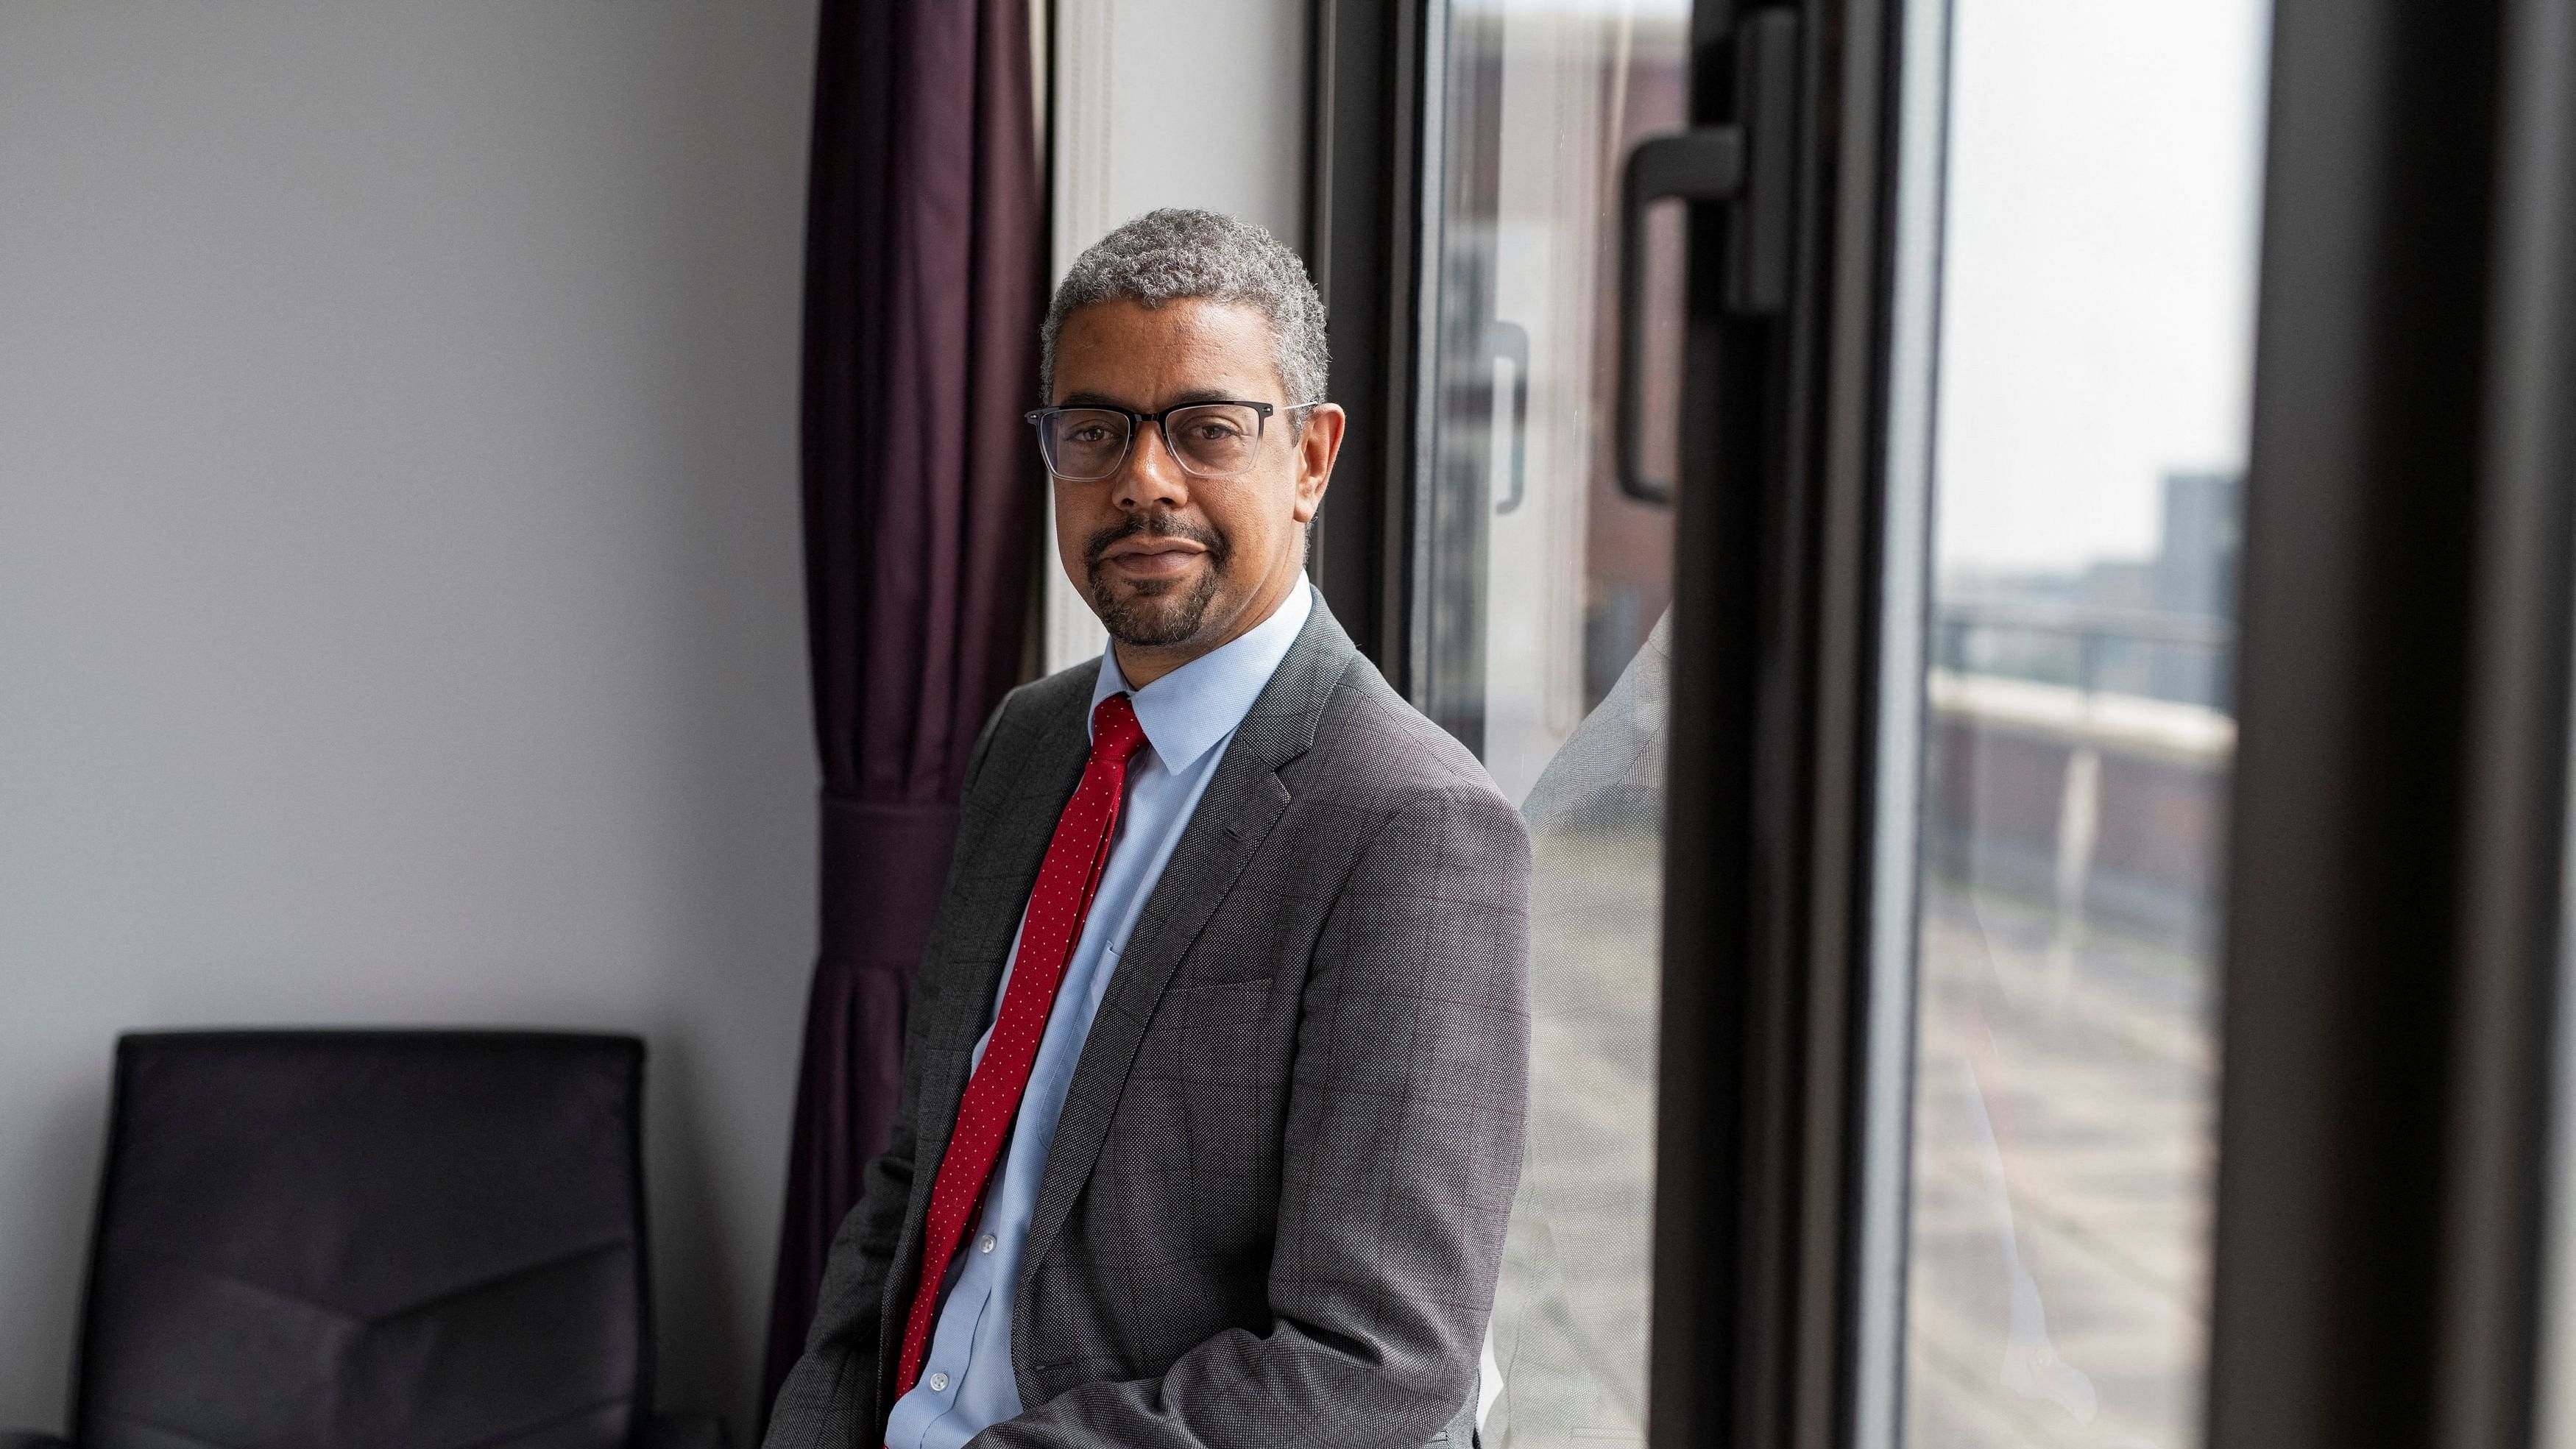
[765,601,1532,1449]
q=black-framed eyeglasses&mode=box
[1024,400,1322,482]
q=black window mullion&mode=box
[2207,0,2576,1443]
[1305,0,1429,680]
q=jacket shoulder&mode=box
[1300,654,1514,816]
[988,655,1097,741]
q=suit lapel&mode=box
[1016,603,1358,1284]
[880,670,1094,1375]
[909,681,1094,1171]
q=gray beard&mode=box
[1083,514,1231,648]
[1089,564,1222,648]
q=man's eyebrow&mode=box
[1052,387,1259,411]
[1158,388,1253,408]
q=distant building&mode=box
[2154,470,2240,620]
[1939,470,2242,708]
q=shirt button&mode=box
[928,1371,950,1392]
[978,1234,998,1255]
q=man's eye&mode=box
[1189,422,1245,441]
[1066,425,1113,444]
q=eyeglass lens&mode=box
[1040,404,1264,481]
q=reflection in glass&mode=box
[1412,1,1688,1445]
[1897,1,2268,1445]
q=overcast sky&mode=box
[1931,0,2271,574]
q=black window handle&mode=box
[1613,9,1800,506]
[1616,130,1743,506]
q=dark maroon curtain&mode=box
[763,0,1044,1410]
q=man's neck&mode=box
[1111,567,1305,690]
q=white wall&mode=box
[0,2,820,1435]
[1041,0,1312,673]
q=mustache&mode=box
[1082,513,1228,570]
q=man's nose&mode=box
[1111,421,1191,512]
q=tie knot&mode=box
[1089,692,1148,764]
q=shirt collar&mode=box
[1089,579,1314,772]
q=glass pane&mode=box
[1895,2,2270,1446]
[1412,2,1689,1445]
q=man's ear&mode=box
[1290,404,1346,525]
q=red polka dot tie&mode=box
[891,692,1150,1406]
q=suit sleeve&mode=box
[971,780,1534,1449]
[762,695,1017,1448]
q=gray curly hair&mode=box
[1041,208,1329,407]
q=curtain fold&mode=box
[765,0,1043,1411]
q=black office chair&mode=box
[4,1031,724,1449]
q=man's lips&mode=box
[1100,542,1206,578]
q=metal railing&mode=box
[1927,597,2238,947]
[1934,596,2235,709]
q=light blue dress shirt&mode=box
[882,581,1314,1449]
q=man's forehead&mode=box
[1052,297,1283,401]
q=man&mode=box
[765,208,1530,1449]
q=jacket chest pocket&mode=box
[1150,976,1275,1078]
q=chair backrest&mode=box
[70,1031,651,1449]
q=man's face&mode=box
[1046,297,1342,668]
